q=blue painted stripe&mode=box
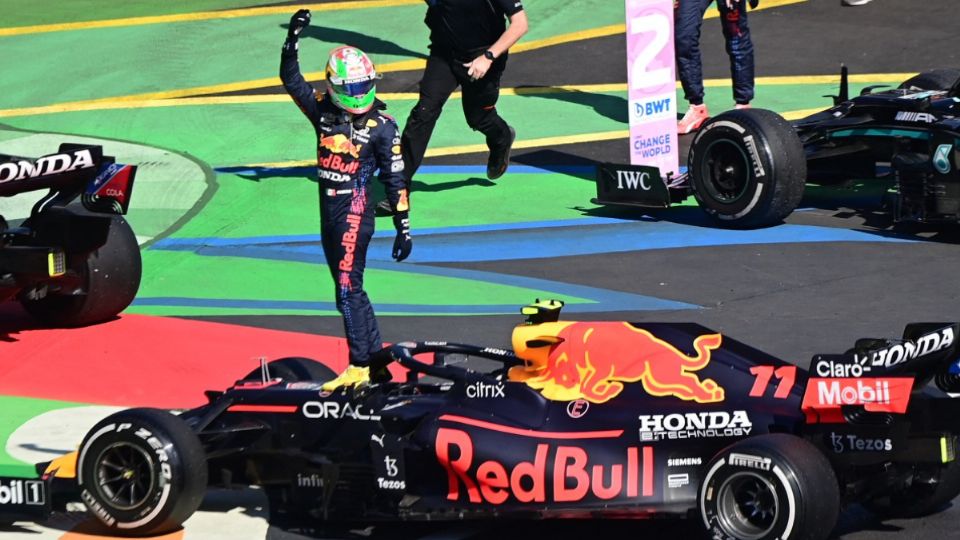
[216,164,689,176]
[151,216,638,249]
[143,240,697,313]
[369,260,696,311]
[131,295,691,314]
[396,222,913,263]
[215,164,597,176]
[154,220,912,263]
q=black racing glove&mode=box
[392,212,412,262]
[749,0,759,8]
[287,9,311,41]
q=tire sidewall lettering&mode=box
[700,451,797,540]
[690,124,771,218]
[79,420,176,527]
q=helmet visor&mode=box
[330,78,375,99]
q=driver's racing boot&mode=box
[321,365,370,391]
[678,104,709,134]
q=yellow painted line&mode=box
[0,0,801,38]
[0,74,914,120]
[513,24,625,53]
[781,107,824,120]
[234,102,826,168]
[525,0,807,52]
[0,0,422,37]
[0,0,809,110]
[0,84,630,118]
[246,130,630,168]
[750,73,912,86]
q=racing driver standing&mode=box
[280,9,412,390]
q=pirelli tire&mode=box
[20,216,141,327]
[699,434,840,540]
[77,408,206,537]
[863,460,960,519]
[689,109,806,229]
[242,357,338,383]
[898,69,960,92]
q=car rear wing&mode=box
[811,323,959,381]
[0,143,136,215]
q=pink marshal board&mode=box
[626,0,679,178]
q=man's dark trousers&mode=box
[400,54,512,186]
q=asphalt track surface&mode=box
[3,0,960,539]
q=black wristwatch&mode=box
[483,50,496,61]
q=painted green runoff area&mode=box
[0,0,626,109]
[0,396,85,478]
[0,0,276,27]
[131,250,583,317]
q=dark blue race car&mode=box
[597,68,960,228]
[0,143,140,326]
[3,300,960,540]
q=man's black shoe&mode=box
[486,126,516,180]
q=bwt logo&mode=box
[615,170,652,190]
[633,97,672,120]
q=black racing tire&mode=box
[242,357,337,383]
[700,434,840,540]
[863,460,960,519]
[689,108,806,229]
[898,69,960,92]
[77,408,206,536]
[21,216,141,327]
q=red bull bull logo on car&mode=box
[509,322,725,404]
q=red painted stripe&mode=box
[227,404,298,413]
[642,446,653,497]
[0,307,411,408]
[439,414,623,439]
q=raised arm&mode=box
[280,9,321,120]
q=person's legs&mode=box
[456,58,514,179]
[718,0,755,106]
[400,55,460,189]
[674,0,712,106]
[675,0,713,133]
[320,194,380,389]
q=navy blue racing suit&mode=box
[675,0,755,105]
[281,40,408,366]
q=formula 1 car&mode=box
[0,143,140,326]
[4,300,960,540]
[596,68,960,228]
